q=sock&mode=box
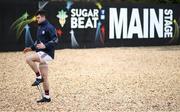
[45,90,49,95]
[44,90,50,99]
[35,72,42,79]
[36,72,40,77]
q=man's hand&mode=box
[36,42,46,49]
[23,47,32,53]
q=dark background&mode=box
[0,1,180,51]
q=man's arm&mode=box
[44,27,58,49]
[23,47,32,53]
[23,41,38,53]
[31,41,37,51]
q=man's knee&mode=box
[25,56,32,64]
[26,54,40,64]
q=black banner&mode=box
[0,1,180,51]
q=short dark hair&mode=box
[35,10,46,16]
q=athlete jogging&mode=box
[23,10,58,103]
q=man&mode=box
[23,10,58,103]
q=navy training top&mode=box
[31,20,58,59]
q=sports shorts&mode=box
[37,51,53,63]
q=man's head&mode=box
[35,10,46,24]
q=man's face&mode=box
[36,15,45,24]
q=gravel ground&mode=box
[0,46,180,111]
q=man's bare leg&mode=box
[26,53,43,86]
[26,53,40,73]
[39,62,50,99]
